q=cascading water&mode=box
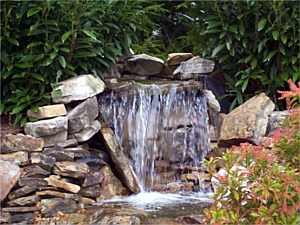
[99,81,211,192]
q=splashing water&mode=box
[99,81,210,192]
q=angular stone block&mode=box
[1,134,44,153]
[125,54,164,76]
[27,104,67,119]
[167,53,193,66]
[68,120,101,142]
[0,151,29,166]
[7,195,40,207]
[0,160,21,202]
[219,93,275,146]
[8,186,38,200]
[43,146,75,161]
[53,161,89,178]
[51,74,105,104]
[21,165,50,177]
[67,96,98,134]
[45,175,80,193]
[24,116,68,137]
[41,198,77,217]
[41,131,68,147]
[30,153,56,171]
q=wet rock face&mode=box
[0,160,21,202]
[51,74,105,104]
[219,93,275,146]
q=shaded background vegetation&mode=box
[1,0,299,125]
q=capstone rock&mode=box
[51,74,105,104]
[219,93,275,146]
[125,54,164,76]
[167,53,193,66]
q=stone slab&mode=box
[27,104,67,119]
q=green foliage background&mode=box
[1,0,299,125]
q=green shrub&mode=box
[1,0,146,125]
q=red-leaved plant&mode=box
[202,79,300,224]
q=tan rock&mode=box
[96,166,127,201]
[27,104,67,119]
[0,160,21,202]
[36,190,80,201]
[0,151,29,166]
[45,175,80,193]
[1,134,44,153]
[100,126,140,193]
[167,53,193,66]
[53,161,89,178]
[219,93,275,146]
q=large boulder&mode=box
[219,93,275,146]
[125,54,164,76]
[173,56,215,80]
[51,74,105,104]
[267,110,290,134]
[0,160,21,202]
[100,126,140,194]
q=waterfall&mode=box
[99,81,210,192]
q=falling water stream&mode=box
[98,81,213,218]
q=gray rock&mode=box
[21,165,50,177]
[122,74,150,80]
[67,96,98,134]
[41,131,68,147]
[56,139,78,148]
[7,195,40,207]
[43,145,75,161]
[125,54,164,76]
[0,151,29,166]
[36,190,80,201]
[173,56,215,80]
[64,146,90,158]
[53,161,89,178]
[41,198,77,217]
[100,126,140,194]
[82,171,105,187]
[1,134,44,153]
[267,110,290,133]
[0,160,21,202]
[78,185,101,198]
[30,153,56,171]
[45,175,80,193]
[27,104,67,119]
[51,74,105,104]
[24,116,68,137]
[219,93,275,146]
[10,212,35,224]
[18,177,48,187]
[68,120,101,142]
[8,186,38,200]
[167,53,193,66]
[1,206,41,213]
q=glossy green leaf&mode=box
[251,58,257,69]
[239,22,245,35]
[212,44,225,57]
[258,19,267,31]
[7,38,19,46]
[27,7,42,17]
[58,56,66,68]
[242,78,249,92]
[31,73,44,82]
[12,104,27,114]
[61,31,72,43]
[264,50,277,62]
[281,34,287,44]
[82,30,97,40]
[272,30,279,40]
